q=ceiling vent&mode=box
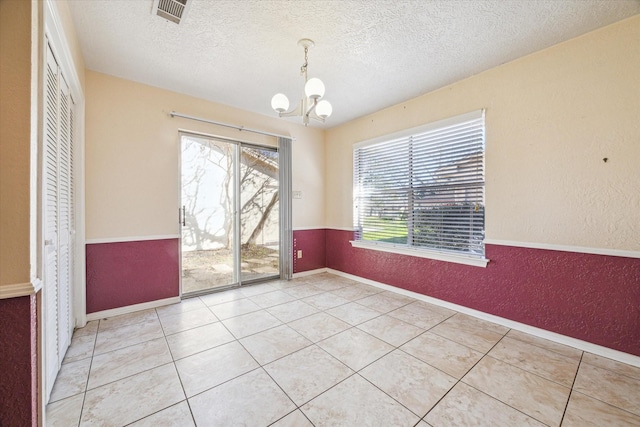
[152,0,190,24]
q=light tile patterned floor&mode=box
[46,273,640,426]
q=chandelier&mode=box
[271,39,332,126]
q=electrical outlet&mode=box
[297,250,303,259]
[292,190,302,199]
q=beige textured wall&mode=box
[0,0,33,285]
[85,71,325,240]
[325,16,640,251]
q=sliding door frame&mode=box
[239,142,280,286]
[178,130,288,297]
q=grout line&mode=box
[184,365,263,401]
[567,389,640,419]
[84,347,174,392]
[259,365,305,425]
[296,370,360,409]
[152,308,192,423]
[483,339,581,389]
[266,301,321,323]
[355,372,423,420]
[174,318,273,404]
[298,410,316,427]
[354,344,429,418]
[91,332,165,359]
[185,397,198,426]
[122,399,191,426]
[265,409,300,427]
[504,330,583,361]
[453,332,574,426]
[559,352,584,425]
[75,322,99,427]
[395,341,457,378]
[324,311,381,327]
[281,341,359,407]
[420,331,508,424]
[455,333,561,425]
[452,381,546,425]
[407,326,479,355]
[578,356,640,382]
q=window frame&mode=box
[351,110,489,268]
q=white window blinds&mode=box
[354,110,485,258]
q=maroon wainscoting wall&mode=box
[86,239,180,313]
[326,228,640,356]
[0,295,37,426]
[293,229,327,274]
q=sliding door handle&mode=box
[182,206,186,226]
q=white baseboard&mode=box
[86,296,181,321]
[326,268,640,368]
[293,268,328,278]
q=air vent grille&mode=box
[153,0,189,24]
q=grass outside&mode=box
[361,216,408,244]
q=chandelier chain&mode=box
[300,46,309,80]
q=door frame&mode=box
[40,0,87,411]
[239,142,280,285]
[177,131,282,297]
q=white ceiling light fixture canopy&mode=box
[271,38,332,126]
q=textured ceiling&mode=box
[68,0,640,128]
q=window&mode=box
[352,110,487,267]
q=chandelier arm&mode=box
[307,110,326,123]
[278,99,303,118]
[305,97,318,117]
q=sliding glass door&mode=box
[180,134,280,295]
[240,146,279,283]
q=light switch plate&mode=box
[292,190,302,199]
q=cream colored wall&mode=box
[0,0,85,287]
[0,0,33,285]
[325,16,640,252]
[85,71,325,240]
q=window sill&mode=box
[349,240,489,268]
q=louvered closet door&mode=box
[57,74,72,361]
[44,45,60,400]
[43,41,75,401]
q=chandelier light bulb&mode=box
[316,100,333,119]
[271,93,289,113]
[304,78,325,100]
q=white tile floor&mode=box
[46,273,640,426]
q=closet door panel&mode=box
[43,41,75,402]
[44,44,60,399]
[57,75,72,358]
